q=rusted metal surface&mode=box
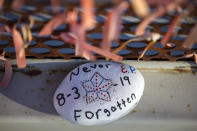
[0,1,197,61]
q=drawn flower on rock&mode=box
[81,72,117,104]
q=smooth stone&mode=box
[53,61,145,125]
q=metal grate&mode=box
[0,1,197,61]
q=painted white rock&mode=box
[53,61,145,125]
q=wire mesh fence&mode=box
[0,0,197,61]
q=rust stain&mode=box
[18,66,42,78]
[152,108,156,114]
[48,69,69,76]
[170,95,174,99]
[187,104,191,108]
[174,68,192,73]
[45,79,52,84]
[40,87,46,91]
[21,69,42,78]
[39,104,43,107]
[186,104,192,112]
[0,65,42,78]
[25,111,32,115]
[131,110,137,114]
